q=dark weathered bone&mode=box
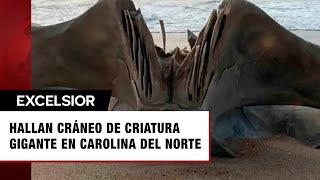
[213,105,320,156]
[32,0,320,156]
[172,8,222,108]
[170,0,320,112]
[171,0,320,156]
[198,0,320,118]
[32,0,168,110]
[159,20,166,52]
[187,30,197,49]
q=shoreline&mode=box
[152,30,320,51]
[151,29,320,33]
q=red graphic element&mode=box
[0,0,31,90]
[0,0,31,179]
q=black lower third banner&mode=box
[0,90,112,111]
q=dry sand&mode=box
[32,136,320,180]
[32,31,320,180]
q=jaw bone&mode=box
[203,0,320,118]
[32,0,168,110]
[187,30,197,49]
[172,8,225,109]
[171,0,320,156]
[121,8,170,109]
[172,0,320,114]
[32,0,320,156]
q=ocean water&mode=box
[32,0,320,32]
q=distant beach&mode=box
[32,0,320,32]
[32,0,320,52]
[151,30,320,52]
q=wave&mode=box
[32,0,320,32]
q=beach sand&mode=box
[151,30,320,51]
[32,31,320,180]
[32,136,320,180]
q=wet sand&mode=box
[32,136,320,180]
[32,31,320,180]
